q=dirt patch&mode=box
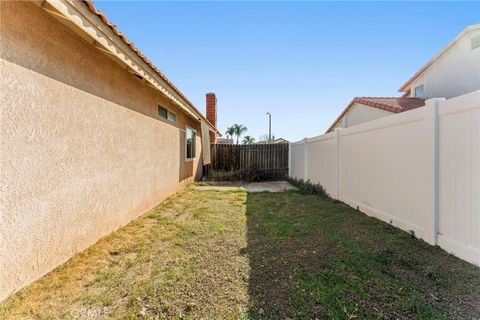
[246,236,334,318]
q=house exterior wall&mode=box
[406,30,480,99]
[332,103,393,130]
[0,1,203,301]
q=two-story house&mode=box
[326,24,480,133]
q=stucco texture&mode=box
[0,1,203,301]
[333,103,393,130]
[406,30,480,100]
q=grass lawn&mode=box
[1,187,479,319]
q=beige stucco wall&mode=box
[332,103,393,130]
[406,30,480,99]
[0,1,203,301]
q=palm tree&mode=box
[242,135,255,145]
[232,124,248,144]
[259,133,275,142]
[225,126,235,143]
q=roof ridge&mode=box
[356,96,423,100]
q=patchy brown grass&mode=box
[1,188,479,319]
[0,188,250,319]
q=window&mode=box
[167,111,177,123]
[472,35,480,50]
[186,127,196,160]
[414,85,425,98]
[158,105,168,119]
[158,105,176,123]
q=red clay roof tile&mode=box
[354,97,426,113]
[326,97,425,133]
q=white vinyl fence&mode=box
[290,91,480,266]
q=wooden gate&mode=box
[210,143,289,179]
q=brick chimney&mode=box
[206,93,217,143]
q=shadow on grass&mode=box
[244,191,480,319]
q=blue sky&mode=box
[95,1,479,142]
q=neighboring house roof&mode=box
[271,138,289,144]
[256,138,289,144]
[47,0,219,134]
[326,97,425,133]
[399,24,480,93]
[216,138,234,144]
[354,97,426,113]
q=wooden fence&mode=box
[210,143,289,179]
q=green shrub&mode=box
[207,170,243,181]
[287,177,329,198]
[207,169,286,182]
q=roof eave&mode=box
[399,24,480,92]
[325,99,356,133]
[42,0,219,134]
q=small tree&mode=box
[242,135,255,145]
[225,126,235,143]
[232,124,248,144]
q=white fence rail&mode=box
[289,91,480,266]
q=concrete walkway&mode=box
[245,181,297,193]
[193,181,297,193]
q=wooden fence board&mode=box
[210,143,289,179]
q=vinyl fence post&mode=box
[334,128,342,200]
[424,97,445,245]
[288,142,292,177]
[303,138,309,180]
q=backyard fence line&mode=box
[210,143,289,178]
[289,91,480,266]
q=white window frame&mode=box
[185,126,196,161]
[414,84,425,98]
